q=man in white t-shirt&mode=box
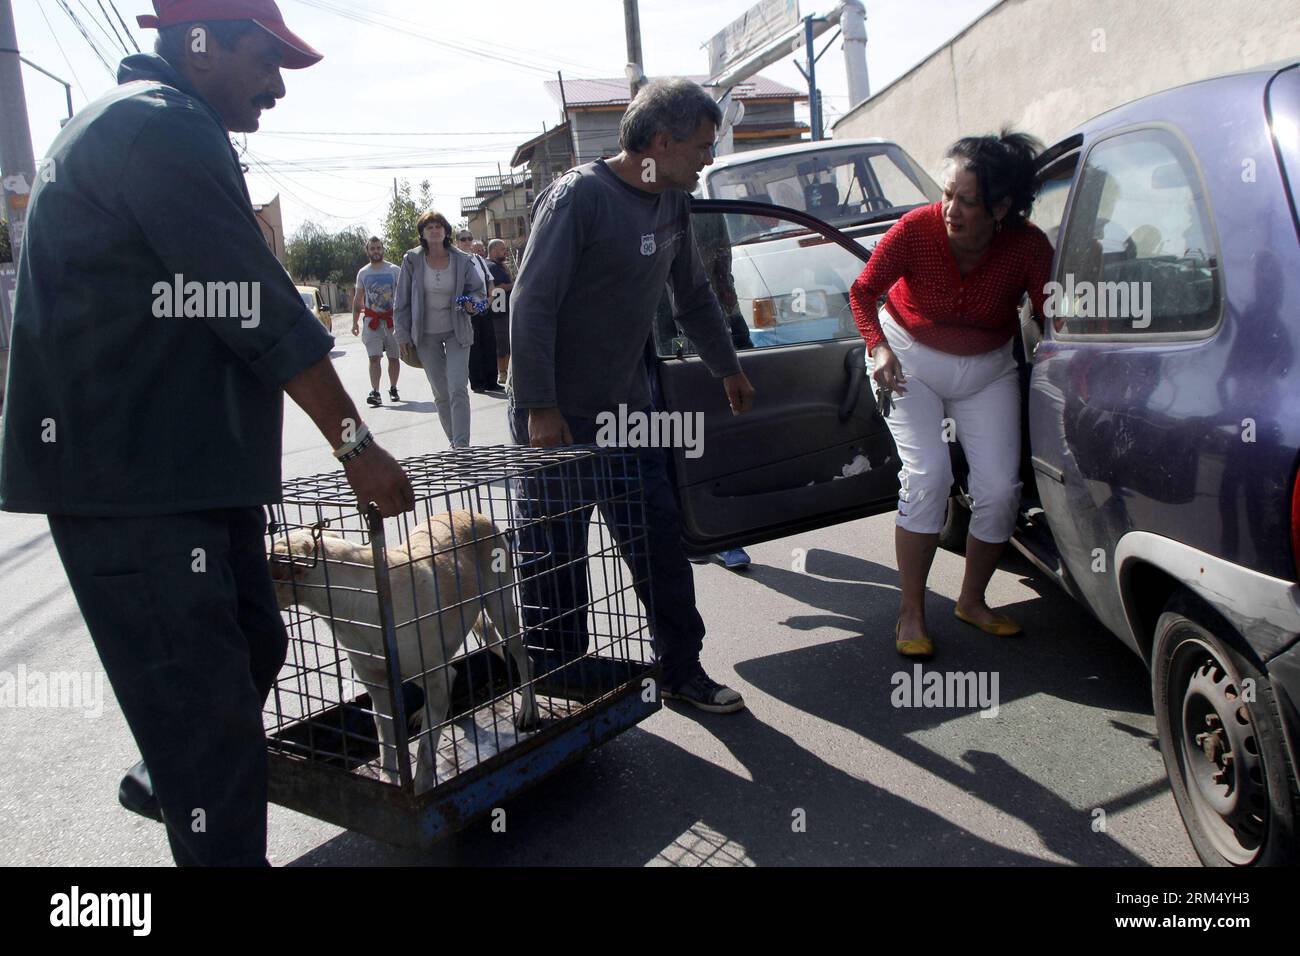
[351,236,403,406]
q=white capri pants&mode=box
[873,307,1022,543]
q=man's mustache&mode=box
[253,95,278,110]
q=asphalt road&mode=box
[0,319,1198,866]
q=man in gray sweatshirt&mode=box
[507,78,755,713]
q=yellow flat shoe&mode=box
[954,607,1022,636]
[895,620,934,658]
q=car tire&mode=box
[938,495,970,555]
[1151,593,1299,866]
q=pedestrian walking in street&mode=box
[0,0,414,866]
[508,77,755,713]
[394,211,487,447]
[486,239,514,387]
[351,236,403,406]
[847,129,1053,659]
[458,231,501,392]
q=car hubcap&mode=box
[1173,641,1267,864]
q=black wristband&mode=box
[338,430,375,464]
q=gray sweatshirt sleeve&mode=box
[508,178,587,408]
[393,252,415,345]
[666,214,741,378]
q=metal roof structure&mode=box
[473,172,531,196]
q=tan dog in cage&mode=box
[269,511,540,792]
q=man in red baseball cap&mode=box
[134,0,322,133]
[2,0,414,865]
[138,0,323,70]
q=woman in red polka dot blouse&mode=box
[848,130,1054,659]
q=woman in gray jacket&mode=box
[394,209,488,447]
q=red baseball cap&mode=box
[137,0,323,69]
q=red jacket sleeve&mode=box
[849,217,910,354]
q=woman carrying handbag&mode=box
[393,209,488,448]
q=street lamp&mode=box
[19,57,73,126]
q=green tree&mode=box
[383,179,434,257]
[327,225,370,283]
[285,220,333,282]
[0,219,12,264]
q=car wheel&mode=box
[1151,593,1299,866]
[938,495,969,554]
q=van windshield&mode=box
[704,142,940,243]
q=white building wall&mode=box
[833,0,1300,180]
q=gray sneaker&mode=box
[663,667,745,714]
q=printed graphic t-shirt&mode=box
[356,261,402,323]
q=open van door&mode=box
[653,199,902,556]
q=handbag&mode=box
[399,343,423,369]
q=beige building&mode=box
[252,194,286,264]
[461,173,533,254]
[833,0,1300,180]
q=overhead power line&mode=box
[73,0,126,57]
[286,0,617,80]
[36,0,88,104]
[263,129,539,137]
[53,0,115,75]
[106,0,140,52]
[94,0,130,55]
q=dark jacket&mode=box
[0,54,333,516]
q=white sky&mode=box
[13,0,997,238]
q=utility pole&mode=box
[1,0,38,263]
[623,0,644,100]
[792,13,840,142]
[804,16,821,141]
[556,71,579,165]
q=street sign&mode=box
[706,0,801,82]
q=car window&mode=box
[1032,153,1079,249]
[654,209,868,356]
[300,292,315,310]
[704,142,939,243]
[1054,128,1220,336]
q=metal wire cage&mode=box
[263,445,659,846]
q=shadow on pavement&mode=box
[285,545,1161,867]
[288,713,1057,867]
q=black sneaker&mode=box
[662,667,745,714]
[366,390,381,407]
[389,386,400,402]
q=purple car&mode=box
[651,61,1300,866]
